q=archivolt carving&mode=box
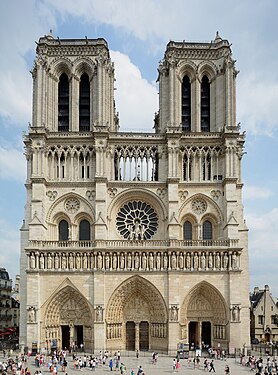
[180,281,227,325]
[106,276,167,324]
[44,285,93,328]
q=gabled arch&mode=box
[177,61,197,82]
[197,61,217,82]
[179,193,223,223]
[51,58,72,79]
[180,281,228,325]
[74,58,95,80]
[106,275,167,324]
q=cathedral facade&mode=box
[20,33,250,354]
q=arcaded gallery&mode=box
[20,32,250,354]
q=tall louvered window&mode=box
[79,73,90,131]
[58,73,69,132]
[201,75,210,132]
[181,75,191,131]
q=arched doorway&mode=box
[106,275,168,352]
[43,285,93,352]
[180,282,228,349]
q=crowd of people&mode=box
[241,354,277,374]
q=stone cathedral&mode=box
[20,32,250,354]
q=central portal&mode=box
[125,321,149,351]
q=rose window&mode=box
[191,198,207,215]
[65,198,80,214]
[116,200,158,240]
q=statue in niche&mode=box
[215,252,220,269]
[179,252,184,269]
[105,253,110,270]
[200,252,206,270]
[76,253,81,269]
[112,253,117,269]
[149,253,154,270]
[232,252,238,269]
[95,306,103,322]
[163,253,168,269]
[97,252,102,269]
[128,224,134,240]
[142,252,147,270]
[69,254,74,269]
[54,253,59,269]
[193,252,198,269]
[83,253,88,269]
[61,253,67,269]
[39,254,45,269]
[30,253,36,269]
[90,253,94,269]
[170,306,178,321]
[127,253,132,270]
[120,253,125,269]
[208,253,213,269]
[134,253,139,269]
[156,252,161,270]
[223,252,229,269]
[171,252,177,269]
[186,253,191,269]
[28,307,36,323]
[47,253,52,269]
[232,305,240,322]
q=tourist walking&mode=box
[209,360,216,372]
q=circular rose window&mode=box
[116,200,158,240]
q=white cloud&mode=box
[238,75,278,136]
[0,144,26,182]
[243,185,273,201]
[0,219,20,283]
[247,208,278,297]
[111,51,158,131]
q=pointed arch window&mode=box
[183,154,192,181]
[201,75,210,132]
[58,73,69,132]
[59,220,69,241]
[181,75,191,131]
[79,73,90,131]
[184,221,192,240]
[79,219,90,240]
[203,220,212,240]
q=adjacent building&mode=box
[20,32,250,354]
[250,285,278,343]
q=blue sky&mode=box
[0,0,277,298]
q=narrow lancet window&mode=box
[79,220,90,240]
[181,75,191,131]
[184,221,192,240]
[201,75,210,132]
[79,73,90,131]
[203,220,212,240]
[59,220,69,241]
[58,73,69,132]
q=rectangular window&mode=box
[271,315,277,324]
[258,315,264,325]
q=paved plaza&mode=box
[0,351,264,375]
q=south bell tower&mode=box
[20,32,249,354]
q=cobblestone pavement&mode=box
[0,351,262,375]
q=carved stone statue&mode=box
[232,252,238,269]
[193,252,198,269]
[127,253,132,270]
[163,253,168,269]
[69,254,74,269]
[97,252,102,269]
[39,254,45,269]
[200,252,206,269]
[112,253,117,269]
[61,253,67,269]
[134,253,139,269]
[149,253,154,270]
[28,307,36,323]
[170,305,178,321]
[142,253,147,270]
[30,253,36,269]
[179,252,184,269]
[119,253,124,269]
[83,253,88,269]
[47,253,52,269]
[54,253,59,269]
[232,305,240,322]
[215,252,220,269]
[208,253,213,268]
[95,306,103,322]
[223,252,229,269]
[171,252,177,270]
[105,253,110,269]
[76,253,81,269]
[156,252,161,270]
[186,253,191,269]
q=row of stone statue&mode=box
[29,250,239,271]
